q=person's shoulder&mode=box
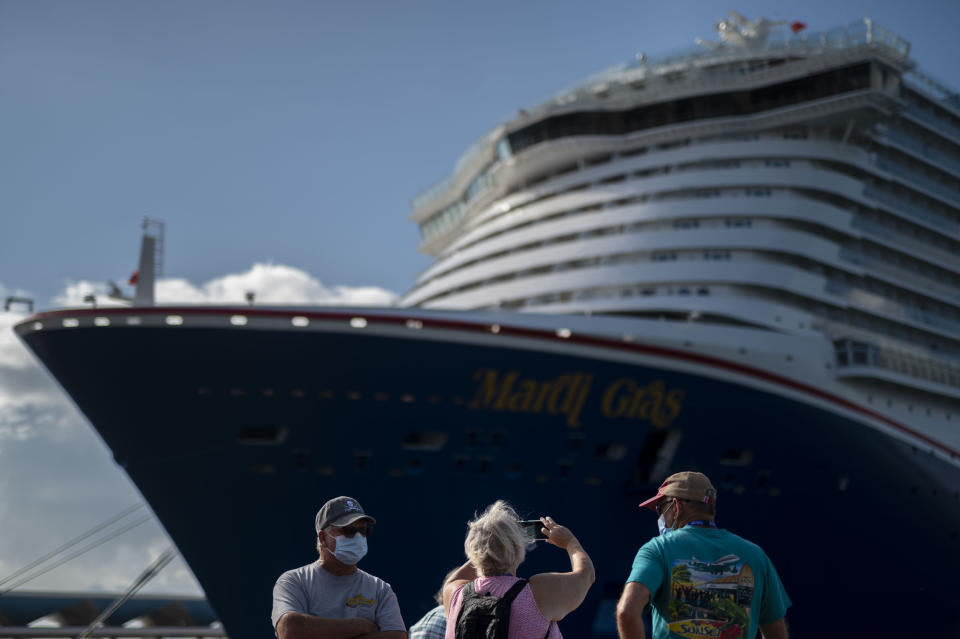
[715,529,772,559]
[277,561,321,583]
[355,567,396,591]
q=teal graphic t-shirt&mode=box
[627,526,790,639]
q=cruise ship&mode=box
[15,15,960,639]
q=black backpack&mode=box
[454,579,551,639]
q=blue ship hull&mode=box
[17,308,960,638]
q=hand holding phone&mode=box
[518,519,548,541]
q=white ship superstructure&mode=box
[403,17,960,458]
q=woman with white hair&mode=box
[442,501,594,638]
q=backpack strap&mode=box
[499,578,529,602]
[493,579,528,639]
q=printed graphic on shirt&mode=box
[346,595,376,608]
[665,555,753,639]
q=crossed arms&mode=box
[275,611,407,639]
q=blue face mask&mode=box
[331,533,368,565]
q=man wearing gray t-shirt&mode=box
[271,496,407,639]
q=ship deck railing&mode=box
[834,339,960,390]
[872,125,960,178]
[863,186,959,235]
[549,19,910,107]
[0,628,226,639]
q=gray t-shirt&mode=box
[271,561,406,632]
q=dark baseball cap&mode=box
[315,496,376,532]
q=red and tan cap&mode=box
[638,471,717,511]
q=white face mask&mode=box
[329,533,368,565]
[657,501,676,536]
[657,514,670,536]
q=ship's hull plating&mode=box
[18,310,960,638]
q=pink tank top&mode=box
[444,576,561,639]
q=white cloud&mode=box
[0,263,397,600]
[0,305,201,596]
[51,281,130,309]
[54,263,398,307]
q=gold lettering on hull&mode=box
[469,369,684,428]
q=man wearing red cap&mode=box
[616,472,790,639]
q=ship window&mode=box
[652,252,677,262]
[632,430,683,485]
[568,433,585,452]
[230,315,248,326]
[250,464,275,475]
[353,450,372,470]
[756,470,772,489]
[402,432,448,451]
[165,315,184,326]
[237,427,289,445]
[453,455,469,472]
[62,318,80,327]
[594,443,628,461]
[719,449,753,467]
[294,449,311,470]
[506,64,870,154]
[465,429,481,447]
[291,316,309,327]
[350,317,368,328]
[406,459,424,476]
[126,316,142,325]
[94,317,110,327]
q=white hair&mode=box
[464,501,528,576]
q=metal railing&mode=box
[0,627,226,639]
[874,156,960,209]
[863,186,959,234]
[849,217,960,271]
[874,126,960,176]
[549,18,909,105]
[837,248,960,303]
[834,338,960,389]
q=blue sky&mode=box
[2,0,959,308]
[0,0,958,597]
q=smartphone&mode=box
[518,519,548,541]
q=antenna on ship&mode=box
[132,218,165,307]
